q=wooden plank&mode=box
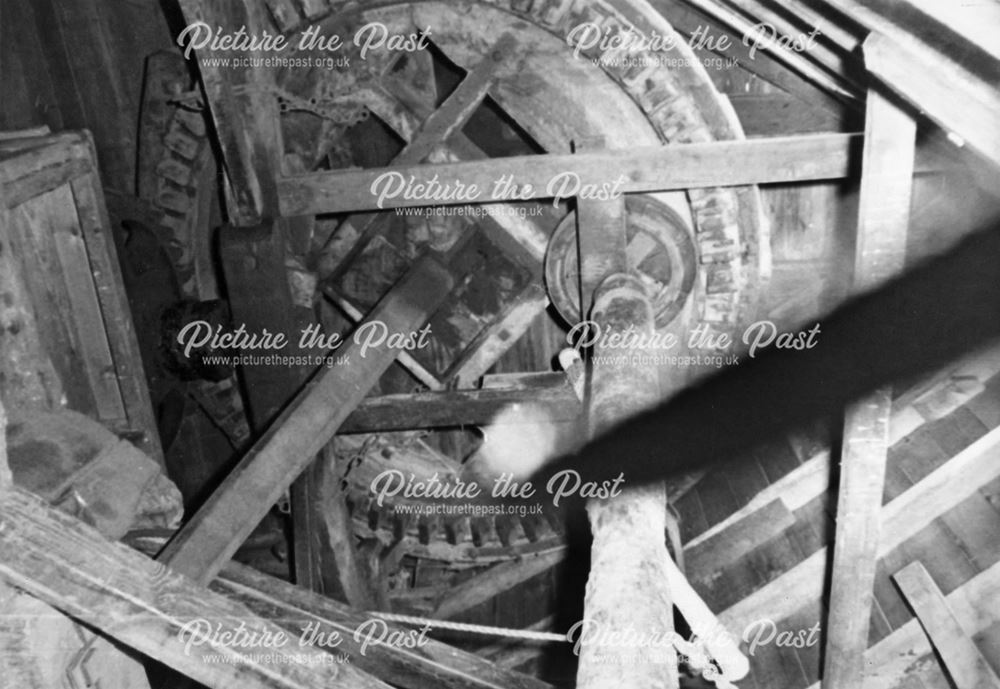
[685,499,795,579]
[895,0,1000,62]
[215,562,553,689]
[823,85,916,689]
[432,550,566,620]
[805,559,1000,689]
[449,284,549,388]
[219,221,318,588]
[575,136,627,316]
[687,344,1000,550]
[0,132,92,207]
[176,0,280,224]
[43,184,127,422]
[729,93,847,136]
[326,33,514,282]
[71,166,165,464]
[892,562,1000,689]
[159,255,455,583]
[0,486,389,689]
[340,373,580,433]
[279,133,859,216]
[864,31,1000,167]
[719,425,1000,635]
[651,0,849,115]
[312,445,379,609]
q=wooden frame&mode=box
[0,131,163,464]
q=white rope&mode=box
[368,611,566,642]
[369,611,741,689]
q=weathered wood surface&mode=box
[864,32,1000,167]
[719,426,1000,633]
[159,256,455,583]
[432,549,566,620]
[0,486,390,689]
[686,345,1000,550]
[893,562,1000,689]
[215,562,553,689]
[577,273,677,689]
[804,559,1000,689]
[823,86,915,689]
[685,498,795,578]
[325,33,513,281]
[340,373,580,433]
[0,132,93,208]
[280,133,860,215]
[175,0,280,224]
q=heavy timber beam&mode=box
[177,0,280,224]
[215,562,552,689]
[822,86,915,689]
[893,562,1000,689]
[864,32,1000,168]
[0,487,389,689]
[278,133,954,216]
[719,426,1000,633]
[329,33,515,280]
[160,255,455,583]
[340,373,581,433]
[577,273,677,688]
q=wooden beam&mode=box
[159,255,455,583]
[893,0,1000,62]
[0,384,8,488]
[176,0,280,225]
[718,425,1000,633]
[432,549,565,620]
[0,486,389,689]
[685,498,795,578]
[823,86,916,689]
[575,136,627,317]
[651,1,849,115]
[214,562,553,689]
[675,0,857,98]
[341,373,580,433]
[893,562,1000,689]
[312,444,379,609]
[864,31,1000,168]
[685,344,1000,551]
[278,133,859,216]
[326,33,515,278]
[728,93,848,136]
[806,559,1000,689]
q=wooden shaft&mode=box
[577,273,677,689]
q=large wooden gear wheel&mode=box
[261,0,769,565]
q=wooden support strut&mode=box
[326,33,515,281]
[893,562,1000,689]
[822,86,916,689]
[176,0,281,225]
[278,132,953,216]
[0,487,391,689]
[159,254,456,584]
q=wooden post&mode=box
[0,355,9,491]
[159,255,455,583]
[893,562,1000,689]
[822,86,916,689]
